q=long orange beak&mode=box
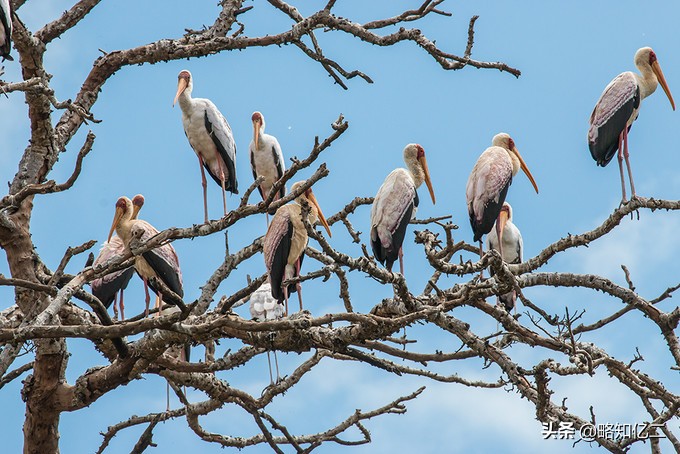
[418,155,436,204]
[307,190,332,238]
[108,207,124,243]
[652,60,675,110]
[132,203,142,220]
[253,120,261,150]
[495,208,509,259]
[512,147,539,194]
[173,78,188,107]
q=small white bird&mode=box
[249,281,284,384]
[250,282,285,321]
[486,202,522,311]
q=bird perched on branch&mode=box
[466,133,538,259]
[174,70,238,223]
[264,181,331,315]
[107,195,183,317]
[370,143,435,275]
[486,202,522,311]
[588,47,675,203]
[249,111,286,223]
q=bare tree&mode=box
[0,1,679,453]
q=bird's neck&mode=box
[295,198,319,224]
[406,160,424,188]
[636,69,658,100]
[116,217,134,244]
[177,88,194,111]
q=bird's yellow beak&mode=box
[495,207,509,258]
[108,207,124,243]
[652,60,676,111]
[512,147,539,194]
[253,119,261,151]
[307,190,332,238]
[418,155,436,204]
[173,77,188,107]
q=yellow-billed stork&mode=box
[370,143,435,275]
[588,47,675,203]
[263,181,331,315]
[486,202,522,311]
[174,70,238,223]
[466,133,538,257]
[108,195,183,317]
[249,111,286,216]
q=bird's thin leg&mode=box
[166,381,170,412]
[197,154,209,223]
[295,258,303,312]
[479,240,484,279]
[273,349,280,383]
[265,213,270,226]
[113,291,119,321]
[266,351,274,385]
[283,286,289,317]
[143,278,151,318]
[217,159,228,217]
[398,247,404,276]
[155,295,162,318]
[617,131,627,204]
[622,127,637,199]
[119,289,125,321]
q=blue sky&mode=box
[1,1,679,452]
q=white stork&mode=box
[250,111,286,214]
[370,143,435,275]
[249,281,284,384]
[263,181,331,315]
[174,70,238,223]
[588,47,675,203]
[0,0,12,61]
[486,202,522,311]
[466,133,538,258]
[108,195,183,317]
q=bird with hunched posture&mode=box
[249,111,286,223]
[0,0,13,61]
[263,181,332,315]
[486,202,522,311]
[466,133,538,259]
[370,143,435,275]
[249,281,284,384]
[588,47,675,203]
[174,70,238,223]
[108,195,183,317]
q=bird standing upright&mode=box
[108,196,183,317]
[466,133,538,258]
[370,143,436,275]
[486,202,522,311]
[249,111,286,222]
[174,70,238,223]
[588,47,675,203]
[263,181,332,315]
